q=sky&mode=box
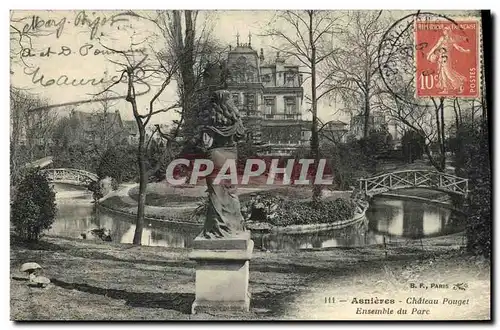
[10,10,300,125]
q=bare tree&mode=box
[261,10,341,203]
[375,86,448,171]
[97,10,223,244]
[10,88,57,182]
[97,24,180,244]
[151,10,226,142]
[317,117,348,145]
[88,90,126,157]
[322,10,389,138]
[374,12,452,172]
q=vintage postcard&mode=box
[9,9,491,321]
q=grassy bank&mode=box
[100,183,354,226]
[126,183,334,206]
[99,184,202,225]
[99,196,200,224]
[10,234,490,320]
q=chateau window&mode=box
[262,74,271,83]
[232,93,240,106]
[284,97,296,114]
[237,72,245,83]
[244,93,256,110]
[284,70,296,87]
[264,97,276,114]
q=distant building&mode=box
[69,110,127,145]
[122,120,139,144]
[349,111,387,139]
[226,34,311,156]
[319,120,349,144]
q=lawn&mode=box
[99,196,200,224]
[10,234,490,320]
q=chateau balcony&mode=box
[261,140,307,146]
[238,108,262,117]
[263,113,302,120]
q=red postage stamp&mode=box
[414,18,480,98]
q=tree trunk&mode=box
[363,82,370,138]
[453,98,460,131]
[439,98,446,171]
[172,10,197,142]
[433,98,445,172]
[423,143,443,172]
[133,125,147,245]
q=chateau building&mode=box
[226,34,311,156]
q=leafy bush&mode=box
[271,198,357,227]
[454,121,491,257]
[241,192,358,227]
[97,148,124,183]
[189,187,359,227]
[321,141,373,190]
[243,193,282,221]
[97,146,138,184]
[11,168,57,241]
[88,180,103,202]
[402,130,425,163]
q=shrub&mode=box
[242,191,357,227]
[191,191,358,227]
[271,198,357,227]
[97,146,138,184]
[11,168,57,241]
[321,141,373,190]
[88,180,103,202]
[402,130,425,163]
[97,148,123,183]
[243,193,282,221]
[455,122,491,257]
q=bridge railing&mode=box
[41,168,98,185]
[359,170,469,197]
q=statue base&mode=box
[188,231,254,314]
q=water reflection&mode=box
[252,217,385,251]
[366,197,459,239]
[50,185,465,251]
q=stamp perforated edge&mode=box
[413,15,482,100]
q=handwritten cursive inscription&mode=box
[21,44,146,58]
[19,11,132,40]
[22,15,67,39]
[74,11,132,40]
[23,66,146,88]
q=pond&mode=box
[49,184,466,251]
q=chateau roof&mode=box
[229,44,257,54]
[71,110,123,132]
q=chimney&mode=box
[259,48,264,61]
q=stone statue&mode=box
[197,90,246,239]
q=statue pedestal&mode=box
[189,231,254,314]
